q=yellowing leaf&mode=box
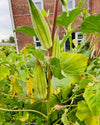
[0,65,10,81]
[10,77,23,95]
[19,113,29,122]
[27,77,34,104]
[11,77,16,83]
[85,116,99,125]
[76,101,99,125]
[0,104,3,107]
[20,118,26,122]
[54,88,60,95]
[23,47,28,54]
[72,39,78,47]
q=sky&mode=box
[0,0,14,42]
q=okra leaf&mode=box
[18,68,29,82]
[56,8,82,27]
[14,25,37,37]
[60,52,88,77]
[0,65,10,81]
[76,101,99,125]
[10,78,24,95]
[83,83,100,116]
[50,58,64,79]
[81,13,100,33]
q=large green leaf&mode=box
[13,25,37,37]
[52,76,76,99]
[60,52,88,77]
[50,58,64,79]
[56,8,81,27]
[81,14,100,33]
[26,46,45,61]
[83,83,100,116]
[76,101,99,125]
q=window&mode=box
[64,32,83,51]
[32,0,43,49]
[75,32,83,45]
[32,0,43,10]
[62,0,75,11]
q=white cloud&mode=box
[0,0,14,42]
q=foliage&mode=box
[1,36,15,43]
[0,0,100,124]
[81,13,100,33]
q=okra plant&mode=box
[0,0,100,124]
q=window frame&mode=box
[75,32,83,44]
[32,0,43,10]
[62,0,75,11]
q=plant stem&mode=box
[49,0,59,56]
[47,0,59,124]
[0,90,46,102]
[53,107,77,125]
[47,66,52,125]
[62,93,83,104]
[0,108,47,118]
[69,34,73,51]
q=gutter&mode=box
[8,0,19,54]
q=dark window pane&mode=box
[36,37,39,41]
[78,34,83,39]
[65,33,75,51]
[36,42,41,47]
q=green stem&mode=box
[47,0,59,124]
[78,33,91,51]
[65,1,73,51]
[53,107,77,125]
[69,34,73,51]
[0,108,47,118]
[0,90,46,102]
[47,66,52,125]
[62,93,83,104]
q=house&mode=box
[9,0,100,50]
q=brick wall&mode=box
[89,0,100,52]
[90,0,100,14]
[11,0,33,50]
[11,0,100,50]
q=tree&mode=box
[1,36,15,43]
